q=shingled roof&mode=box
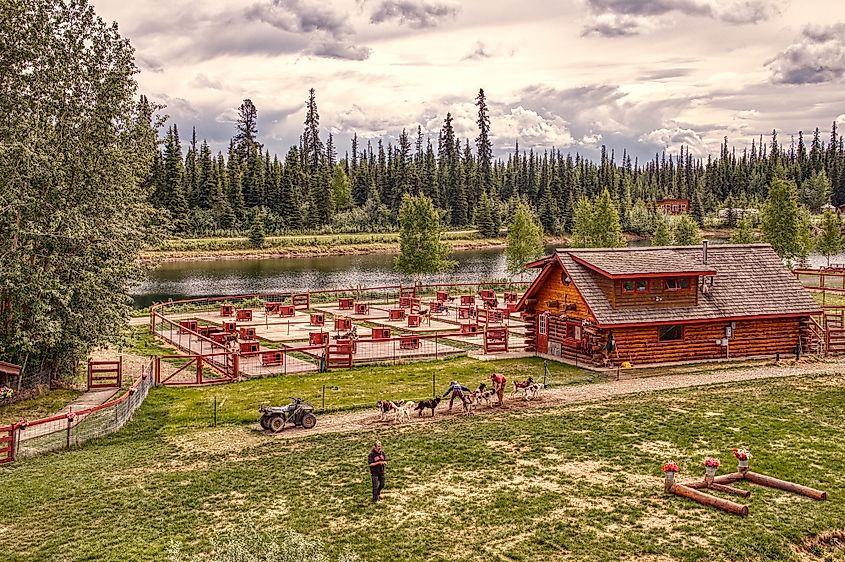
[569,248,716,278]
[537,244,820,327]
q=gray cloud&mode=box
[369,0,460,29]
[245,0,371,60]
[583,0,781,36]
[462,41,493,60]
[767,23,845,84]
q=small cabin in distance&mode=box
[656,198,690,215]
[515,243,821,367]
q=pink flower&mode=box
[663,462,679,473]
[704,457,720,468]
[732,448,752,461]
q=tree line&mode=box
[148,88,845,239]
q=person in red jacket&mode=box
[490,372,507,406]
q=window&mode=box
[539,313,547,335]
[664,277,690,291]
[636,280,648,292]
[622,280,635,293]
[659,325,683,341]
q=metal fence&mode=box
[1,362,154,463]
[148,281,531,385]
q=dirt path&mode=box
[272,359,845,440]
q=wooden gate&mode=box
[484,327,509,353]
[0,425,15,464]
[326,343,353,369]
[88,359,122,389]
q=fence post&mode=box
[232,354,240,379]
[196,355,203,384]
[435,335,439,360]
[432,371,436,398]
[322,385,326,409]
[154,356,161,384]
[66,413,72,449]
[213,396,217,427]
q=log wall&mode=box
[599,317,803,365]
[534,264,593,322]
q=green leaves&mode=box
[505,200,544,276]
[570,188,626,248]
[394,194,456,276]
[0,0,158,378]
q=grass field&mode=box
[2,370,845,561]
[0,389,81,426]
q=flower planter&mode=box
[705,466,717,477]
[738,459,749,470]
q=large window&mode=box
[539,313,547,335]
[659,325,684,341]
[664,277,691,291]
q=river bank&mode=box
[140,233,571,263]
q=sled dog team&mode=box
[375,373,545,422]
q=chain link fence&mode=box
[4,361,154,462]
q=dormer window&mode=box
[665,278,691,291]
[622,279,650,293]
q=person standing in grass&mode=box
[368,440,387,503]
[490,372,507,406]
[441,380,470,411]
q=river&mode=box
[131,238,837,309]
[130,247,538,309]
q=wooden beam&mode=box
[671,484,749,516]
[743,471,827,501]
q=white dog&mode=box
[522,383,545,401]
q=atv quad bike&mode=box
[259,397,317,432]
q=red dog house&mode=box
[372,327,391,340]
[220,304,234,317]
[460,323,479,334]
[261,350,284,366]
[408,314,421,328]
[265,302,281,314]
[338,297,354,310]
[239,327,257,340]
[239,340,260,353]
[479,289,495,300]
[399,336,421,350]
[436,291,448,302]
[309,331,329,345]
[460,295,474,306]
[236,309,253,322]
[222,321,237,333]
[399,296,411,309]
[310,313,325,327]
[389,309,405,321]
[504,291,518,303]
[458,306,473,319]
[178,320,198,334]
[197,325,215,338]
[355,303,369,315]
[210,331,229,344]
[279,305,296,317]
[334,316,352,331]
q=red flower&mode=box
[704,457,720,468]
[663,462,679,473]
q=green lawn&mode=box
[0,389,81,426]
[2,372,844,561]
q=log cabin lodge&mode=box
[515,243,821,367]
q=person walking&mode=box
[441,380,470,411]
[490,372,507,406]
[368,440,387,503]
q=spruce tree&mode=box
[475,88,493,195]
[570,197,594,248]
[816,208,844,266]
[280,147,304,230]
[248,208,266,248]
[505,201,544,276]
[475,192,495,237]
[801,169,832,213]
[234,99,261,159]
[394,194,456,276]
[303,88,323,173]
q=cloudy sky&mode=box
[94,0,845,161]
